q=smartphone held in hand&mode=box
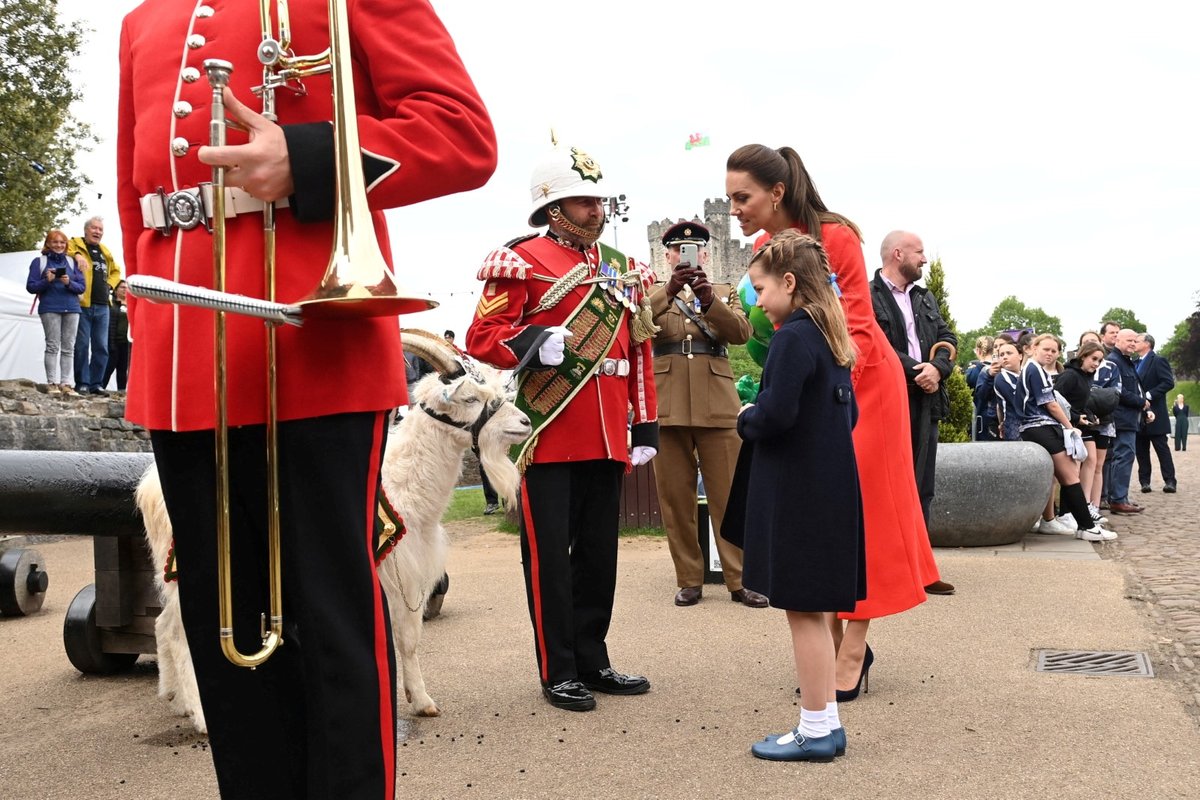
[679,243,699,271]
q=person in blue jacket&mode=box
[26,229,85,395]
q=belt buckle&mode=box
[601,359,617,376]
[682,336,693,359]
[166,188,205,231]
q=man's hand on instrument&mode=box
[914,362,940,393]
[690,270,714,308]
[537,326,572,367]
[198,88,294,203]
[629,446,657,466]
[665,267,696,299]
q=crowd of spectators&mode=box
[964,320,1186,538]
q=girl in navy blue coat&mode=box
[26,230,86,395]
[726,230,865,762]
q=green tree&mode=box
[925,257,957,333]
[1159,318,1190,364]
[1098,307,1146,333]
[1168,299,1200,380]
[922,257,972,442]
[0,1,96,251]
[982,296,1062,338]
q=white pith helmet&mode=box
[527,145,608,227]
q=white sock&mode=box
[797,707,830,739]
[825,701,842,731]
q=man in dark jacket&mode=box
[1106,330,1150,514]
[870,231,957,528]
[1134,333,1177,493]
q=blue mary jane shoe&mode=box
[761,727,846,757]
[751,729,837,762]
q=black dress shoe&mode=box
[924,580,955,595]
[542,680,596,711]
[731,588,769,608]
[580,667,650,695]
[1163,484,1177,494]
[1141,485,1153,493]
[674,586,701,606]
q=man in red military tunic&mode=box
[467,145,659,711]
[116,2,496,797]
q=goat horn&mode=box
[400,329,461,376]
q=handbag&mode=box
[1086,385,1120,417]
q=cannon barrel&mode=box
[0,451,154,537]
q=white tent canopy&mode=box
[1,250,52,382]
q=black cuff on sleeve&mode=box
[505,325,552,369]
[282,122,335,223]
[631,421,659,451]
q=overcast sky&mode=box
[53,0,1199,346]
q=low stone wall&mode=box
[0,379,150,453]
[928,441,1053,547]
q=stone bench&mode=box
[928,441,1053,547]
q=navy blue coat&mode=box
[1105,350,1144,433]
[721,308,866,612]
[1136,351,1175,437]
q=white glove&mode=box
[630,446,657,466]
[537,326,572,367]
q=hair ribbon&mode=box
[828,272,843,298]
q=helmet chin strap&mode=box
[547,204,605,248]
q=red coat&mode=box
[117,0,496,431]
[466,235,657,466]
[758,223,938,619]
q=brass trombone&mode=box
[201,0,435,667]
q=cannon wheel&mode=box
[0,547,49,617]
[63,584,139,674]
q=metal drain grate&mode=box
[1035,650,1154,677]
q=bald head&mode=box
[880,230,926,286]
[1116,328,1139,355]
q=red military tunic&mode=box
[117,0,497,432]
[466,235,658,466]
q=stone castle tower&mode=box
[645,198,755,285]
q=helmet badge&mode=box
[569,148,602,183]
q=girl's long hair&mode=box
[726,144,862,243]
[750,230,856,369]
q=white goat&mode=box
[137,331,529,730]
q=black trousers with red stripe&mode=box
[518,459,623,686]
[151,412,397,800]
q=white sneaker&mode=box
[1088,505,1109,524]
[1037,517,1074,535]
[1077,526,1117,541]
[1055,513,1079,531]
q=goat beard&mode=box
[478,445,520,508]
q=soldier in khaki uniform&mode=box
[649,221,766,608]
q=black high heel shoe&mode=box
[835,644,873,703]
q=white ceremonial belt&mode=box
[596,358,630,378]
[139,184,290,234]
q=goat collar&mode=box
[419,397,504,457]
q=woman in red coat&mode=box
[726,144,940,700]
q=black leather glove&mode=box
[665,267,695,299]
[691,270,714,308]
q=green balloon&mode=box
[737,273,775,367]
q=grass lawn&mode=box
[444,486,664,537]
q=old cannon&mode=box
[0,450,157,674]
